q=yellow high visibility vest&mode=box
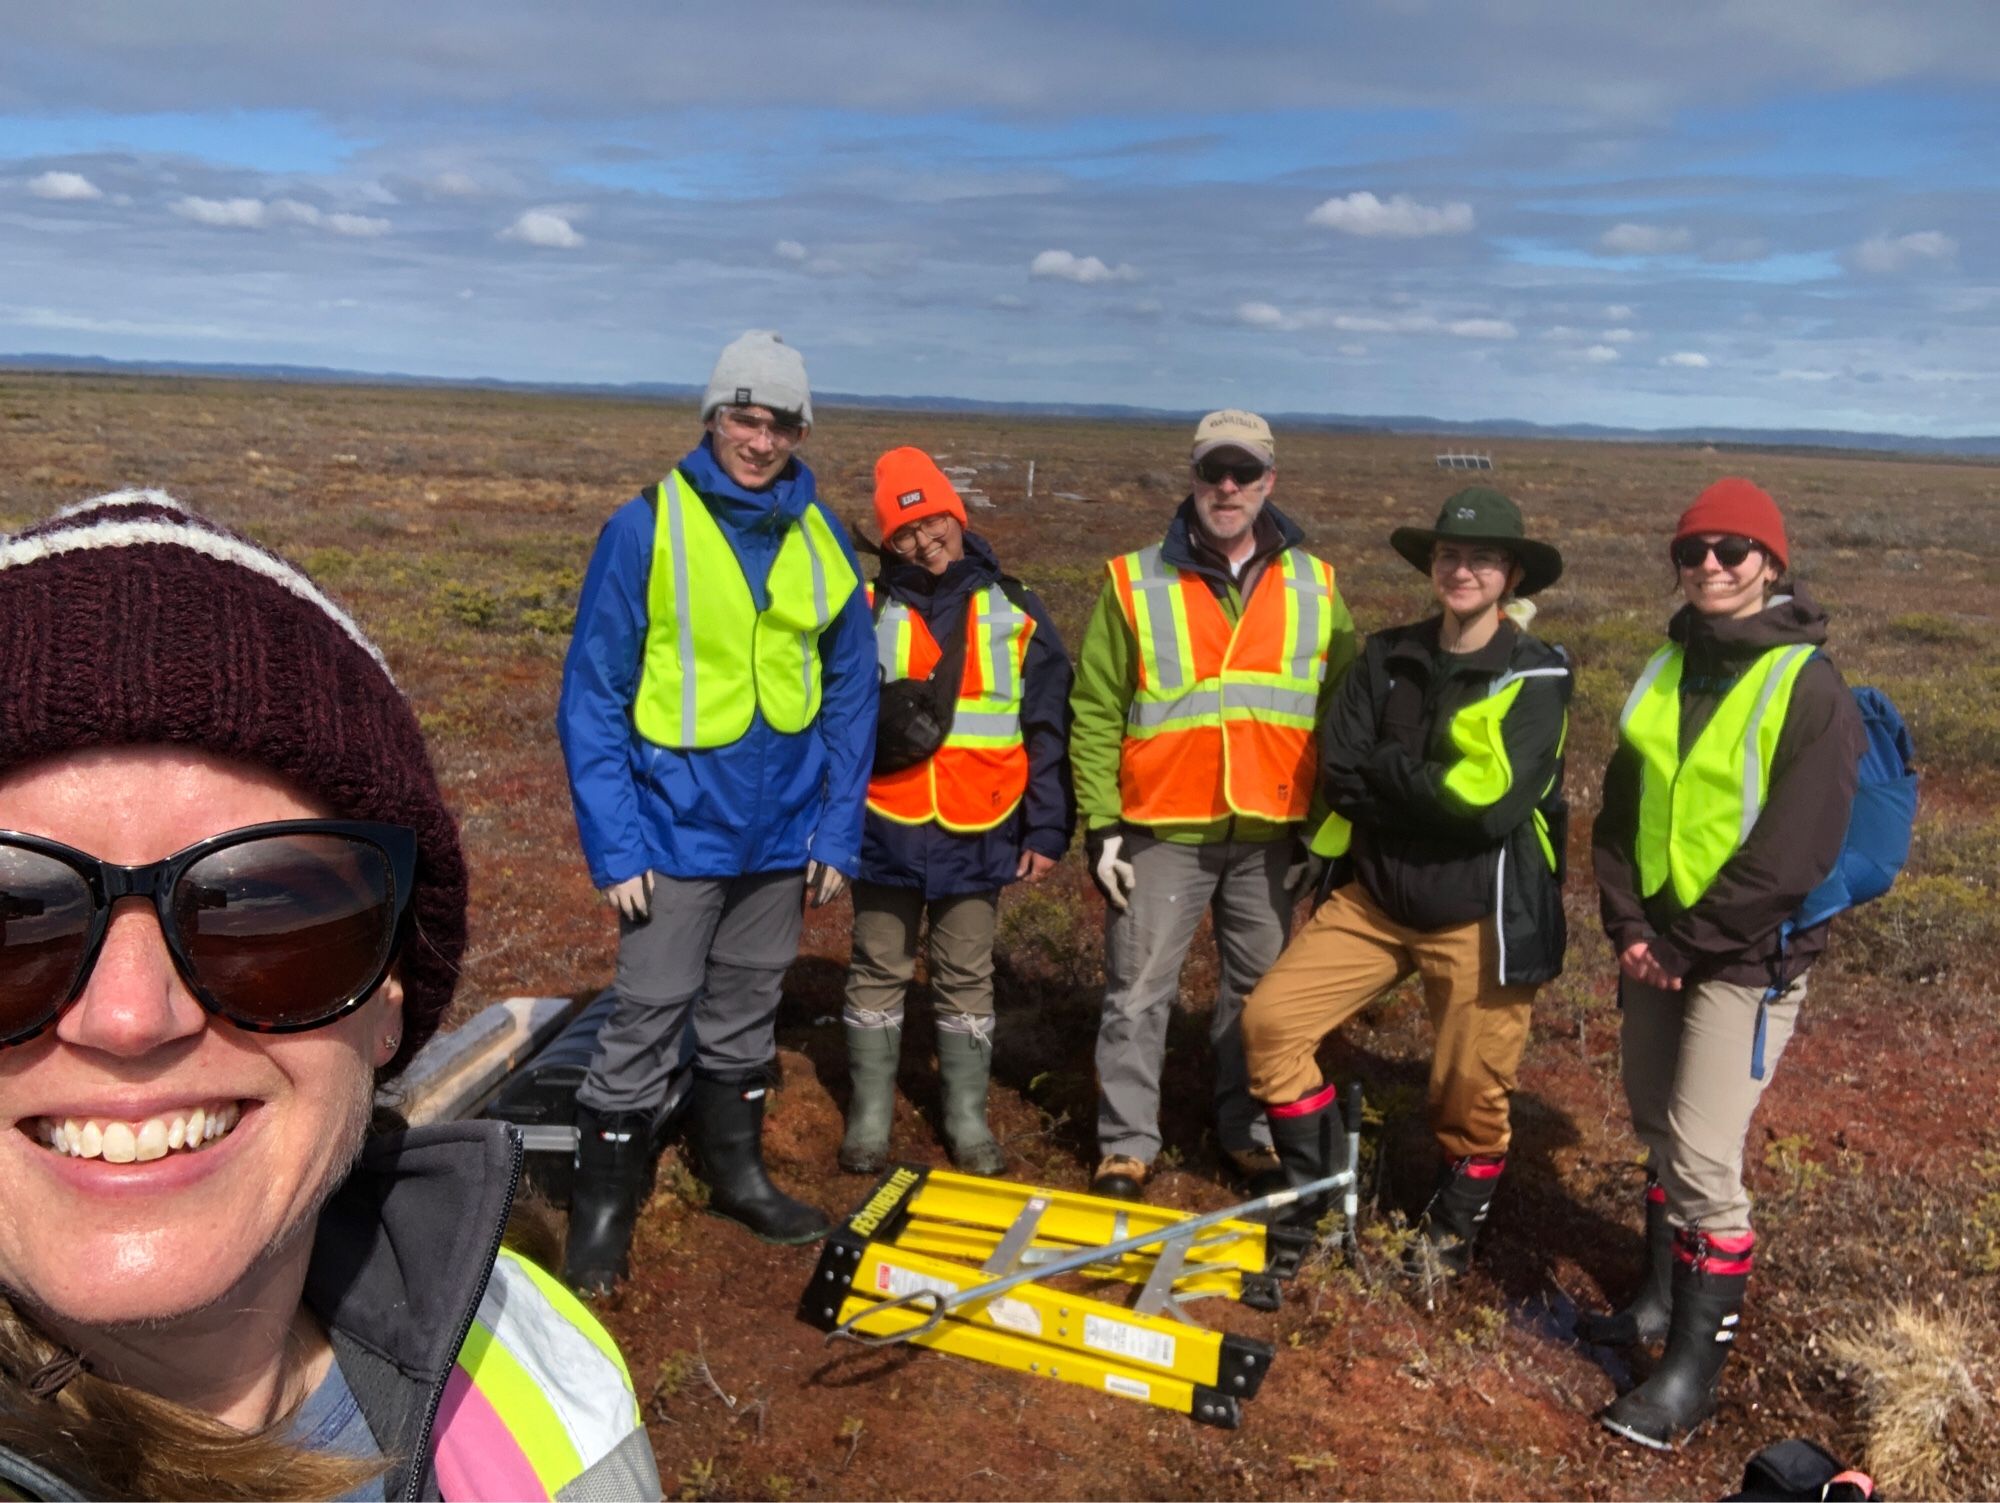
[1620,641,1815,907]
[633,470,858,748]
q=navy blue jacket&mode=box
[858,532,1075,897]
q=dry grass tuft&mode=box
[1826,1300,1993,1500]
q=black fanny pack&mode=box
[869,574,1032,777]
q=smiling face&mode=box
[1430,541,1523,618]
[1678,533,1779,619]
[705,403,805,490]
[0,745,399,1329]
[887,513,964,575]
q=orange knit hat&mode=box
[873,446,967,542]
[1675,477,1789,571]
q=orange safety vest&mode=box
[866,584,1036,833]
[1109,543,1338,824]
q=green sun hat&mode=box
[1389,486,1564,597]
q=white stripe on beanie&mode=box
[0,490,394,679]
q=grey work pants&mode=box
[1619,971,1806,1235]
[1096,834,1292,1164]
[578,869,806,1115]
[844,881,1000,1038]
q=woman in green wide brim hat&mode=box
[1238,485,1572,1279]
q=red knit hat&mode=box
[0,491,467,1076]
[873,447,967,542]
[1675,477,1789,571]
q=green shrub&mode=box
[1884,613,1980,647]
[1842,874,2000,982]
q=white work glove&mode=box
[806,859,848,909]
[1090,832,1138,912]
[603,872,654,922]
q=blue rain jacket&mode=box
[558,438,877,885]
[858,532,1075,898]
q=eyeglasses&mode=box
[1671,535,1761,570]
[886,514,953,554]
[0,821,416,1048]
[1431,545,1513,575]
[717,407,806,448]
[1194,455,1268,487]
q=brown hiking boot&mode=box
[1091,1154,1150,1201]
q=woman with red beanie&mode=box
[1584,477,1862,1449]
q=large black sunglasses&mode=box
[0,820,416,1049]
[1194,455,1267,487]
[1670,534,1761,570]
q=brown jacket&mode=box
[1593,588,1863,988]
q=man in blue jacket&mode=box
[840,447,1074,1177]
[557,330,876,1292]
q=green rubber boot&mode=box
[936,1028,1005,1176]
[839,1023,901,1174]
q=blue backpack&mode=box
[1753,684,1917,1077]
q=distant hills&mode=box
[5,352,1998,459]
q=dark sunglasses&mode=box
[1671,534,1761,570]
[1194,455,1267,487]
[0,820,415,1049]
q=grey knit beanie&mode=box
[700,329,812,426]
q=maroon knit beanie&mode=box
[0,491,466,1076]
[1675,477,1789,572]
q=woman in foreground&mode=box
[1586,478,1861,1449]
[0,492,659,1499]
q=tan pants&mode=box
[844,882,999,1035]
[1241,884,1537,1159]
[1619,972,1805,1235]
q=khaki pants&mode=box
[1241,884,1536,1160]
[1619,972,1805,1235]
[844,882,1000,1037]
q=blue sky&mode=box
[4,1,1998,433]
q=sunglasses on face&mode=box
[1194,455,1267,487]
[0,821,416,1049]
[1671,534,1761,570]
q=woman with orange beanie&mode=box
[1585,477,1862,1449]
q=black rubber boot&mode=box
[936,1028,1005,1176]
[686,1073,831,1246]
[562,1106,656,1295]
[1266,1085,1345,1230]
[1599,1228,1753,1450]
[838,1022,901,1174]
[1578,1179,1673,1346]
[1407,1154,1504,1278]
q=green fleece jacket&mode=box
[1070,500,1358,845]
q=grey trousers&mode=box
[844,881,1000,1038]
[1096,834,1292,1163]
[1620,971,1807,1234]
[578,869,806,1116]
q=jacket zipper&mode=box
[401,1130,524,1501]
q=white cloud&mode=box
[1852,230,1957,274]
[1030,248,1136,284]
[324,212,390,237]
[1779,368,1836,381]
[1306,191,1474,237]
[1661,351,1711,368]
[501,208,585,249]
[773,239,808,262]
[1601,327,1636,343]
[1237,300,1289,329]
[1599,222,1693,255]
[172,195,269,228]
[1604,304,1635,321]
[1237,303,1512,339]
[28,171,101,201]
[1446,317,1516,339]
[1583,345,1620,362]
[431,171,483,197]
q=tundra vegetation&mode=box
[3,372,1997,1499]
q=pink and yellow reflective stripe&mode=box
[432,1248,643,1501]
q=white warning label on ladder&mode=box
[1083,1313,1176,1369]
[875,1263,1041,1337]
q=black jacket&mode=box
[1593,588,1862,988]
[1321,616,1572,985]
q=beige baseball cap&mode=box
[1191,409,1275,466]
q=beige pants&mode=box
[844,882,1000,1035]
[1241,884,1537,1159]
[1619,972,1806,1235]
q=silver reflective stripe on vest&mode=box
[1220,681,1319,718]
[1281,554,1323,682]
[1738,644,1813,842]
[952,708,1022,738]
[983,589,1028,700]
[876,602,909,678]
[1126,685,1223,728]
[805,529,829,702]
[1129,546,1187,691]
[1489,665,1570,696]
[1619,646,1676,731]
[665,481,699,745]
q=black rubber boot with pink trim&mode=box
[1577,1177,1674,1346]
[1407,1154,1505,1278]
[1265,1082,1344,1230]
[1599,1227,1753,1450]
